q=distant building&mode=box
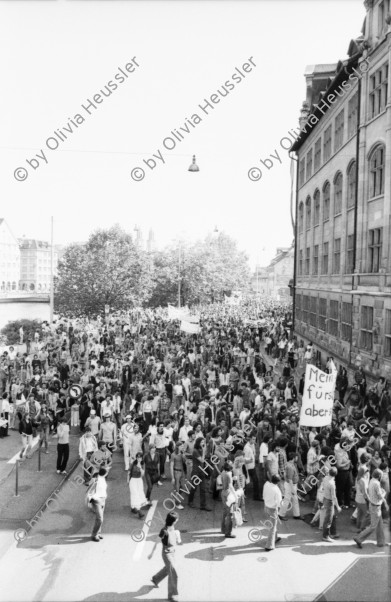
[251,246,294,298]
[251,266,268,295]
[0,219,21,291]
[19,238,58,292]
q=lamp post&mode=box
[178,243,181,309]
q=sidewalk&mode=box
[0,427,81,532]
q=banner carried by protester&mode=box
[180,320,201,334]
[167,304,200,323]
[299,361,337,427]
[167,304,190,320]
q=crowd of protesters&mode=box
[0,297,389,566]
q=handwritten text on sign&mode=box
[299,363,336,427]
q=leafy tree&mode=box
[54,225,154,318]
[149,232,251,307]
[1,319,43,345]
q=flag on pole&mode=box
[299,362,337,427]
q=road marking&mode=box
[132,500,158,562]
[7,436,40,464]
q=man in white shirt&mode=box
[90,467,108,542]
[178,416,192,443]
[263,475,283,551]
[120,415,134,470]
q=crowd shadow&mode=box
[185,541,262,562]
[82,584,160,601]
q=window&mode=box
[306,150,313,180]
[346,234,354,274]
[334,109,344,151]
[329,300,339,337]
[323,125,332,162]
[341,302,352,342]
[302,295,309,323]
[305,197,311,230]
[314,190,320,226]
[314,138,322,171]
[305,247,310,275]
[369,145,385,197]
[299,249,303,275]
[347,161,356,208]
[333,238,341,273]
[368,228,382,273]
[322,242,329,274]
[298,202,304,234]
[360,306,373,351]
[295,294,302,322]
[313,244,319,275]
[348,93,358,138]
[385,309,391,356]
[299,159,305,187]
[323,181,330,221]
[369,63,388,119]
[334,172,343,215]
[318,298,327,331]
[310,297,317,327]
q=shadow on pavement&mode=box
[82,584,161,601]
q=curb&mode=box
[23,456,82,534]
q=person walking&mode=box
[89,467,108,542]
[56,417,70,474]
[354,468,387,549]
[188,437,212,511]
[221,462,236,538]
[150,511,181,602]
[322,467,341,542]
[79,427,99,484]
[279,452,302,520]
[128,452,149,518]
[19,413,34,459]
[263,474,283,551]
[36,405,52,453]
[144,443,160,501]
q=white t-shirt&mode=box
[259,442,269,465]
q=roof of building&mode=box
[18,238,50,249]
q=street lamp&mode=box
[188,155,200,172]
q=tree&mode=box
[54,225,154,317]
[1,319,43,345]
[148,232,251,307]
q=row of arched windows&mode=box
[298,144,385,234]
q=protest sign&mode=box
[299,362,337,427]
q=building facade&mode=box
[19,239,58,292]
[0,219,21,291]
[292,0,391,381]
[251,246,294,298]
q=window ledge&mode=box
[367,194,384,203]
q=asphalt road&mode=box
[0,442,389,602]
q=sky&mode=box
[0,0,365,269]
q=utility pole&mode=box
[50,216,54,324]
[178,244,181,308]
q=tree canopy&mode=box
[54,226,251,315]
[54,225,154,317]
